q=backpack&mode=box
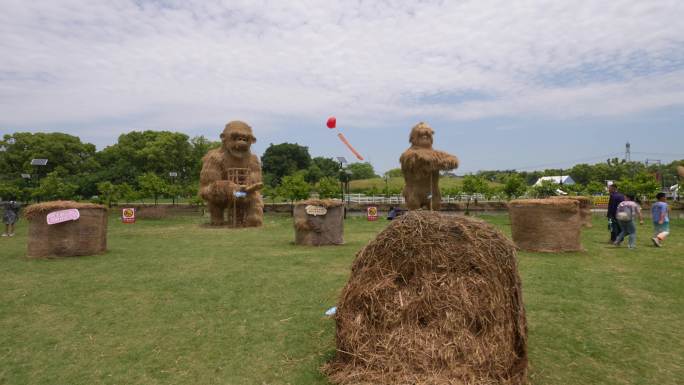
[616,202,633,221]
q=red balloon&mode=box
[326,116,336,129]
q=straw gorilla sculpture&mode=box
[199,121,264,227]
[400,122,459,210]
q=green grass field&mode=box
[1,212,682,385]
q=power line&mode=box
[511,153,622,171]
[631,151,684,157]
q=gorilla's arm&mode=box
[199,150,237,201]
[400,147,459,173]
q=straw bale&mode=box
[550,195,593,228]
[24,201,104,220]
[325,211,527,385]
[293,200,344,246]
[508,199,582,252]
[26,201,107,258]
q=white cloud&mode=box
[1,0,683,138]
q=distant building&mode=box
[534,175,575,186]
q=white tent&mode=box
[534,175,575,186]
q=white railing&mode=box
[341,194,500,204]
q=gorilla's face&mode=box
[221,121,256,158]
[410,124,434,149]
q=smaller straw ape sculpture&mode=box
[400,122,459,210]
[199,121,264,227]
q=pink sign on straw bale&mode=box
[46,209,81,225]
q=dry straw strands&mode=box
[26,201,107,258]
[400,148,459,174]
[24,201,104,219]
[294,199,344,246]
[508,199,583,252]
[325,211,527,385]
[550,195,593,228]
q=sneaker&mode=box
[651,237,661,247]
[613,241,621,247]
[8,233,14,237]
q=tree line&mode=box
[0,132,377,205]
[1,132,681,204]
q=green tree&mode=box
[618,172,660,200]
[304,164,324,184]
[347,162,376,180]
[385,168,403,178]
[502,174,527,200]
[529,179,559,198]
[317,176,341,199]
[461,175,490,214]
[0,182,22,201]
[312,157,340,178]
[462,175,490,196]
[97,181,118,207]
[32,172,78,201]
[585,181,606,195]
[277,173,311,203]
[261,143,312,186]
[137,173,168,205]
[189,135,221,177]
[1,132,100,197]
[97,131,194,186]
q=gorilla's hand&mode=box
[214,180,240,197]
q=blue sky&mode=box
[1,0,683,174]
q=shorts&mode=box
[3,212,18,225]
[653,222,670,235]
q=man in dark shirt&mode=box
[607,184,625,242]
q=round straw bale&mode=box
[550,195,593,228]
[293,199,344,246]
[508,199,582,252]
[325,211,527,385]
[25,201,108,258]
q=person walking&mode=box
[607,183,625,243]
[1,199,21,237]
[651,192,670,247]
[614,194,643,249]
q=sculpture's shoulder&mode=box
[202,148,225,165]
[249,154,261,168]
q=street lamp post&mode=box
[337,157,348,218]
[169,172,178,205]
[384,174,389,199]
[30,159,48,202]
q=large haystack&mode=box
[25,201,108,258]
[325,211,527,385]
[294,199,344,246]
[550,195,593,228]
[509,199,582,252]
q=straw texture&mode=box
[325,211,527,385]
[508,199,582,252]
[26,201,107,258]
